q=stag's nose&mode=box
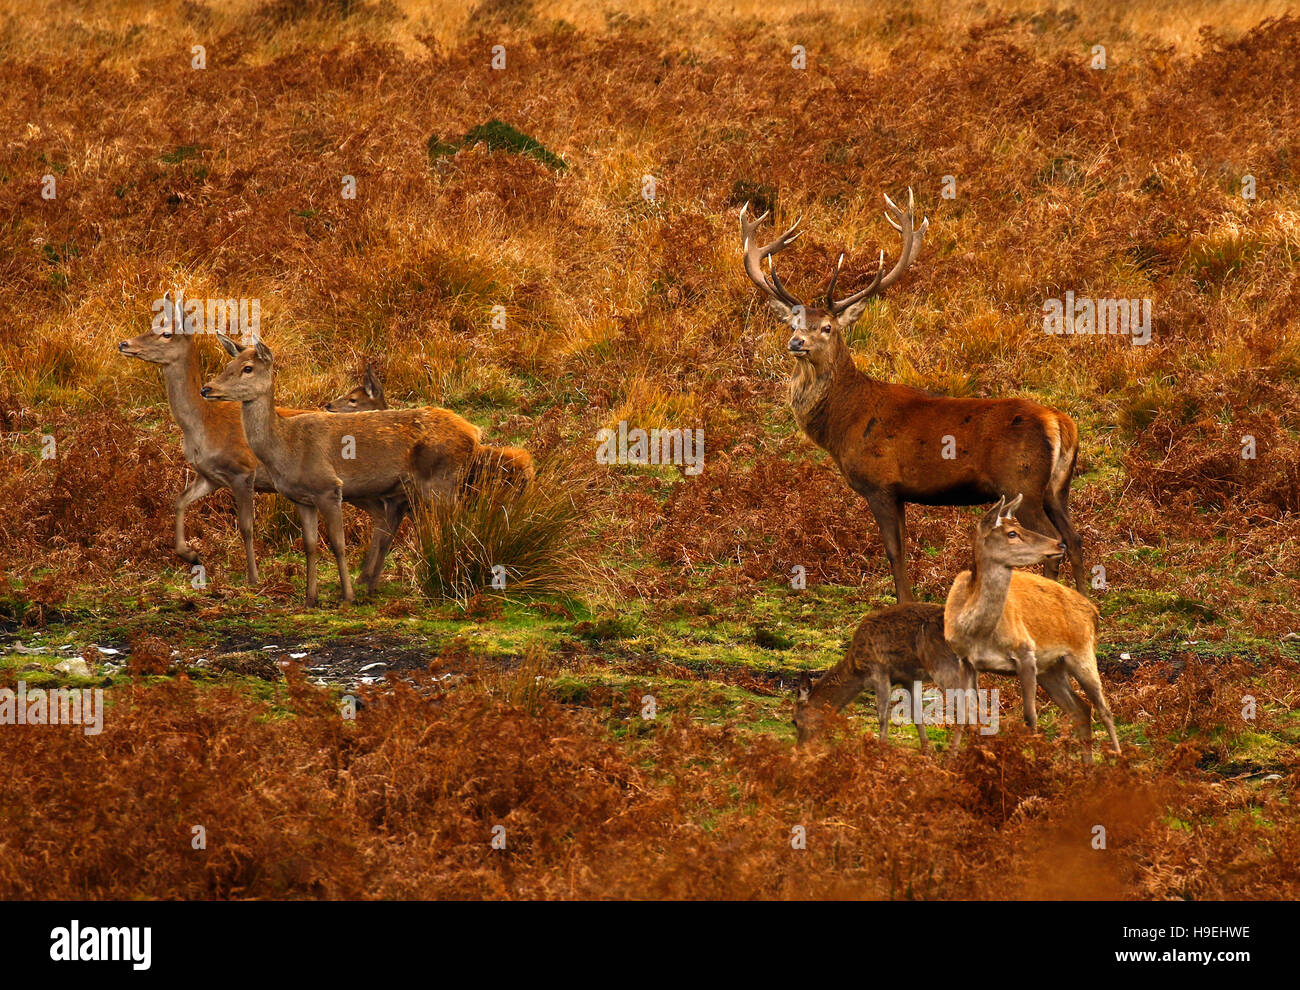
[1058,541,1067,553]
[788,335,805,352]
[200,386,213,398]
[117,340,129,351]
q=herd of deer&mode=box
[117,187,1118,760]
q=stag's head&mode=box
[324,362,387,412]
[973,494,1066,570]
[740,192,928,373]
[117,291,196,366]
[201,334,274,402]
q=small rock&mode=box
[289,652,308,660]
[1262,774,1283,782]
[54,658,93,678]
[359,662,387,673]
[13,643,49,655]
[94,646,121,656]
[1282,633,1300,643]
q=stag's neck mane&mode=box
[788,344,865,453]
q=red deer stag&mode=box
[944,495,1119,761]
[740,192,1085,601]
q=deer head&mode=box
[201,334,274,402]
[117,291,195,365]
[972,494,1066,570]
[324,362,387,412]
[740,191,928,374]
[792,670,821,744]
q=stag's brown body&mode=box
[741,193,1085,601]
[793,603,976,751]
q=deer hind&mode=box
[325,363,535,497]
[793,603,977,755]
[740,193,1086,602]
[944,495,1120,761]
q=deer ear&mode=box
[796,670,813,703]
[216,333,241,357]
[1003,493,1023,517]
[979,498,1005,531]
[254,339,273,363]
[363,363,383,401]
[836,298,871,330]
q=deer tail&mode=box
[1048,412,1078,500]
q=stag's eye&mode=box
[242,365,254,374]
[348,398,356,405]
[1008,531,1020,540]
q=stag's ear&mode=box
[796,670,813,703]
[254,339,273,363]
[216,333,241,357]
[363,362,384,402]
[1002,493,1024,518]
[836,298,871,330]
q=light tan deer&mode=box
[741,193,1085,602]
[201,335,483,606]
[944,495,1120,761]
[793,603,978,754]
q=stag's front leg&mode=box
[865,491,913,602]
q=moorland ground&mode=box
[1,0,1299,898]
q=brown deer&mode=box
[944,495,1120,761]
[117,292,306,584]
[741,192,1085,602]
[202,335,531,605]
[324,362,387,412]
[793,603,978,753]
[321,361,535,576]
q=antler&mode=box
[740,203,804,311]
[826,188,929,316]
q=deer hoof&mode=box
[176,546,200,564]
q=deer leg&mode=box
[1069,651,1120,757]
[1039,663,1093,763]
[1015,497,1064,582]
[866,492,912,603]
[365,498,408,595]
[319,490,354,605]
[233,478,259,585]
[353,499,383,592]
[297,503,319,608]
[873,668,893,744]
[173,474,218,565]
[1014,649,1040,730]
[1044,491,1087,592]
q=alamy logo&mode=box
[1043,292,1151,345]
[595,421,704,476]
[152,291,261,339]
[889,681,1000,735]
[50,920,151,970]
[0,681,103,735]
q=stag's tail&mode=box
[463,444,535,494]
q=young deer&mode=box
[324,362,387,413]
[793,604,977,753]
[117,292,298,583]
[944,495,1120,761]
[741,193,1085,603]
[201,336,483,606]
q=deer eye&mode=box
[242,365,254,374]
[1008,531,1020,540]
[820,324,831,333]
[348,398,356,405]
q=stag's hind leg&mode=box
[296,502,320,608]
[1044,489,1086,592]
[232,476,259,585]
[1013,648,1040,731]
[1038,663,1093,763]
[318,489,354,605]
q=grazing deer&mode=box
[793,603,978,753]
[944,495,1120,761]
[741,193,1086,602]
[324,362,387,412]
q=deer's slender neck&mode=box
[960,538,1013,637]
[789,345,863,452]
[238,389,287,472]
[161,344,210,443]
